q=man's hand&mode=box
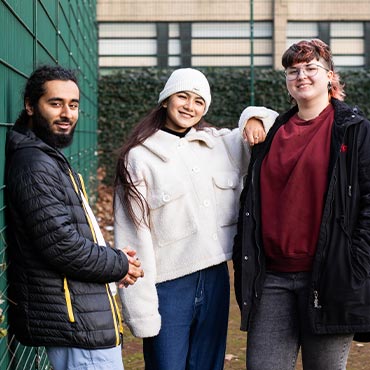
[118,248,144,288]
[243,117,267,146]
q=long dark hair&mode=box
[114,103,207,227]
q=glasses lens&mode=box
[285,64,320,80]
[304,65,319,77]
[285,68,298,80]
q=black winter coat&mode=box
[5,123,129,348]
[233,99,370,341]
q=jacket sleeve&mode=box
[220,106,278,175]
[7,158,129,283]
[238,106,279,138]
[351,119,370,280]
[115,162,161,338]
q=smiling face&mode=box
[162,91,206,133]
[26,80,80,148]
[285,59,333,106]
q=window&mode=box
[98,21,273,69]
[191,22,273,67]
[287,21,366,69]
[330,22,365,68]
[99,22,157,67]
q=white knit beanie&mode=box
[158,68,211,115]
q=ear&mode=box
[25,98,34,116]
[161,97,170,109]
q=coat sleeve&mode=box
[238,106,279,138]
[351,119,370,280]
[115,161,161,338]
[7,158,129,283]
[219,106,278,175]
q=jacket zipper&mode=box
[105,284,123,345]
[67,169,123,343]
[313,290,322,309]
[250,162,261,299]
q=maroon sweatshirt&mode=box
[260,104,334,272]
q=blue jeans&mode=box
[143,262,230,370]
[46,345,124,370]
[247,272,353,370]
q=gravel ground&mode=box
[97,181,370,370]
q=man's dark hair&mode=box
[16,65,79,125]
[24,65,79,107]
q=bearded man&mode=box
[5,65,143,370]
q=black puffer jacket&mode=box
[233,99,370,341]
[5,123,129,348]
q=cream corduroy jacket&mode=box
[115,106,278,337]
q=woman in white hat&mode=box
[114,68,277,370]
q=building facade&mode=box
[97,0,370,71]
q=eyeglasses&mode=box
[284,63,330,81]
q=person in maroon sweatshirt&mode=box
[233,39,370,370]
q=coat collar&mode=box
[141,127,216,162]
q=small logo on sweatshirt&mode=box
[340,144,348,153]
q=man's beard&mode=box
[32,107,76,149]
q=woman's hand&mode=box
[243,117,267,146]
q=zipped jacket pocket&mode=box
[63,277,75,323]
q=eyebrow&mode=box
[289,63,322,68]
[179,91,205,100]
[47,97,80,103]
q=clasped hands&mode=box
[118,248,144,288]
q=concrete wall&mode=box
[97,0,370,69]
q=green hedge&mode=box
[98,67,370,184]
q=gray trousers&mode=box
[246,271,353,370]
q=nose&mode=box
[296,68,306,79]
[184,99,195,111]
[60,104,73,119]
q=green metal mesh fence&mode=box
[0,1,98,368]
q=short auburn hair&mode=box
[282,39,345,100]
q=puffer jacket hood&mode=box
[6,123,68,172]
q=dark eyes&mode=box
[176,94,204,106]
[50,102,79,110]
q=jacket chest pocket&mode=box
[213,171,241,227]
[148,182,197,247]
